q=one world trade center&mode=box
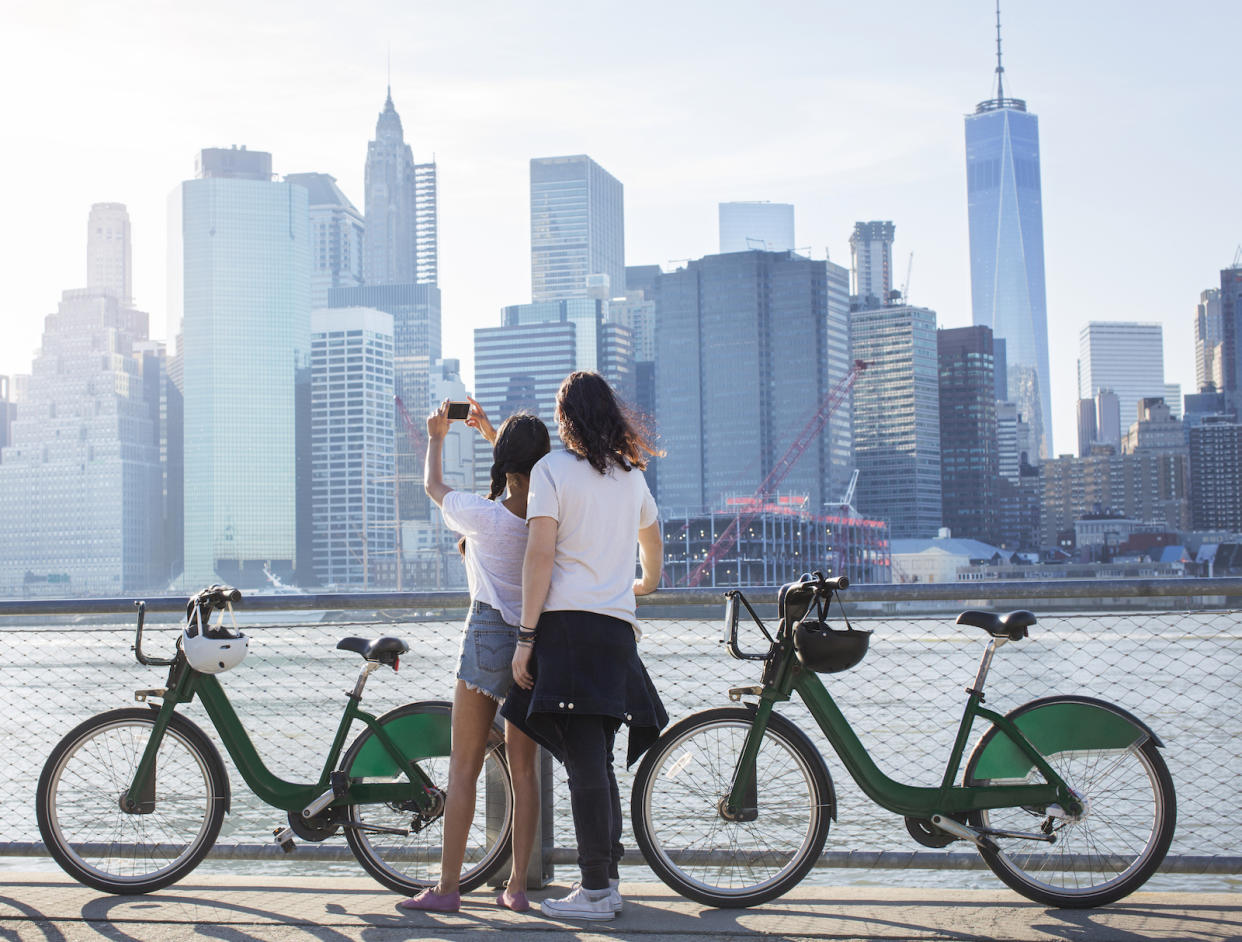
[965,5,1052,459]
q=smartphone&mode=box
[446,401,471,421]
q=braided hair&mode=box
[458,411,550,556]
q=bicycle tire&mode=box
[631,706,833,908]
[964,696,1176,908]
[342,700,513,894]
[36,707,229,894]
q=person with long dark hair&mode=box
[502,371,666,922]
[399,399,550,913]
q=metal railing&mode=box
[3,578,1240,884]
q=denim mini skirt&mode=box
[457,599,518,702]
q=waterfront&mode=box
[4,606,1239,894]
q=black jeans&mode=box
[560,714,623,890]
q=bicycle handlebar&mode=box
[132,601,177,667]
[721,573,850,661]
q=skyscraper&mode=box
[286,173,365,310]
[0,288,160,594]
[1220,262,1242,403]
[0,376,15,450]
[718,202,794,254]
[851,303,942,538]
[964,10,1052,458]
[530,155,624,302]
[364,89,418,286]
[328,282,441,528]
[849,221,895,309]
[1077,322,1166,436]
[87,202,132,305]
[169,146,311,587]
[310,308,396,587]
[1190,415,1242,531]
[1195,288,1224,392]
[938,325,999,543]
[652,250,851,515]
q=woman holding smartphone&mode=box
[503,371,667,922]
[399,397,549,913]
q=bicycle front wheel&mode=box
[631,707,833,908]
[36,708,229,894]
[964,698,1176,908]
[342,701,513,894]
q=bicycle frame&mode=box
[123,650,437,817]
[723,591,1080,821]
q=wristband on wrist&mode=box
[516,638,533,648]
[517,625,537,642]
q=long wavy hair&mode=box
[554,371,661,475]
[458,412,550,556]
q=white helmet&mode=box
[182,585,249,674]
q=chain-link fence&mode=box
[3,580,1239,892]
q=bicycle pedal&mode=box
[728,686,763,702]
[273,826,296,853]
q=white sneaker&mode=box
[541,884,615,921]
[609,878,623,913]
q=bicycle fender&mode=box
[970,695,1161,782]
[347,701,453,778]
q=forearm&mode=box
[634,522,663,595]
[423,435,450,504]
[520,518,557,628]
[520,544,554,629]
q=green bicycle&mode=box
[36,585,514,895]
[631,572,1176,909]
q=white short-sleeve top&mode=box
[526,449,659,633]
[438,490,528,627]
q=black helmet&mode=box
[793,618,871,673]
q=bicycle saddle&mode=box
[955,610,1036,641]
[337,636,410,663]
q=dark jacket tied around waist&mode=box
[501,610,668,768]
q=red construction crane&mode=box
[682,359,867,588]
[394,395,425,452]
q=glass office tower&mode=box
[530,155,624,302]
[169,147,311,588]
[965,33,1052,459]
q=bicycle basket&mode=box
[793,618,871,673]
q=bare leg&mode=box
[505,721,539,890]
[435,679,500,894]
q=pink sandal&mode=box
[496,887,531,912]
[398,887,460,912]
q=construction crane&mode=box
[839,468,860,514]
[683,359,867,588]
[901,251,914,303]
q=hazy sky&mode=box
[2,0,1238,456]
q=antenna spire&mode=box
[994,0,1005,101]
[386,44,392,102]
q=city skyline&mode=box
[3,2,1238,456]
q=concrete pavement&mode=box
[0,872,1237,941]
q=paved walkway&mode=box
[0,873,1237,941]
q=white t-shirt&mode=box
[438,491,528,627]
[526,449,659,634]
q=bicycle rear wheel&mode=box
[964,697,1176,908]
[631,707,833,908]
[36,708,229,894]
[342,701,513,894]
